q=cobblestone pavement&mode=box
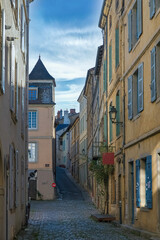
[16,199,148,240]
[16,168,148,240]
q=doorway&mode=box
[129,161,134,224]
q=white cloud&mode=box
[29,23,102,80]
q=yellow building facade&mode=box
[99,0,160,234]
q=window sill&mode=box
[132,113,140,122]
[10,110,17,124]
[132,38,140,53]
[29,128,38,131]
[155,8,160,18]
[156,96,160,104]
[140,207,150,212]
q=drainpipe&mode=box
[105,15,109,214]
[122,13,126,224]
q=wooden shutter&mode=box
[1,9,5,94]
[136,159,140,208]
[11,0,15,8]
[138,62,144,112]
[128,10,132,52]
[17,0,19,26]
[104,113,107,142]
[10,42,15,111]
[151,47,156,102]
[103,61,107,92]
[115,27,119,68]
[109,43,112,82]
[116,91,120,136]
[21,5,24,51]
[9,145,14,209]
[146,155,152,209]
[150,0,155,19]
[15,150,19,207]
[109,104,113,142]
[15,62,19,119]
[128,75,133,120]
[137,0,142,39]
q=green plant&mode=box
[89,143,114,184]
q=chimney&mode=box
[60,109,63,119]
[70,109,76,114]
[64,110,70,124]
[57,111,60,119]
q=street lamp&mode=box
[109,106,123,126]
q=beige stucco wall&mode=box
[0,0,29,239]
[29,105,55,200]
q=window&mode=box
[21,85,25,135]
[128,63,143,119]
[28,143,37,163]
[9,145,14,209]
[0,9,5,94]
[128,0,142,52]
[109,102,113,142]
[136,156,152,209]
[111,173,116,204]
[103,60,107,92]
[115,0,119,11]
[10,42,15,111]
[116,91,120,136]
[151,43,160,102]
[109,42,112,83]
[28,111,37,129]
[109,15,112,29]
[115,27,119,68]
[29,88,38,100]
[21,5,26,54]
[150,0,160,19]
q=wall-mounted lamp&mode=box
[109,106,123,126]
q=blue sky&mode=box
[29,0,103,114]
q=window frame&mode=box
[28,87,38,100]
[28,110,38,130]
[28,142,38,163]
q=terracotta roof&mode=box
[29,57,56,86]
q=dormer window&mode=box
[29,88,38,100]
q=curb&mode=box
[112,221,160,240]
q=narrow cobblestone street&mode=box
[16,168,147,240]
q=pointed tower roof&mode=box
[29,56,56,86]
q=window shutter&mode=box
[109,43,112,82]
[151,47,156,102]
[146,155,152,209]
[136,159,140,208]
[15,150,19,207]
[10,42,15,111]
[128,75,133,120]
[1,9,5,94]
[128,10,132,52]
[109,104,113,142]
[11,0,15,8]
[17,0,19,27]
[9,145,14,209]
[137,0,142,39]
[138,62,144,112]
[116,92,120,136]
[115,27,119,68]
[16,63,19,119]
[21,5,24,51]
[150,0,155,19]
[104,113,107,141]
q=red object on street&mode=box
[52,183,56,187]
[102,152,114,165]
